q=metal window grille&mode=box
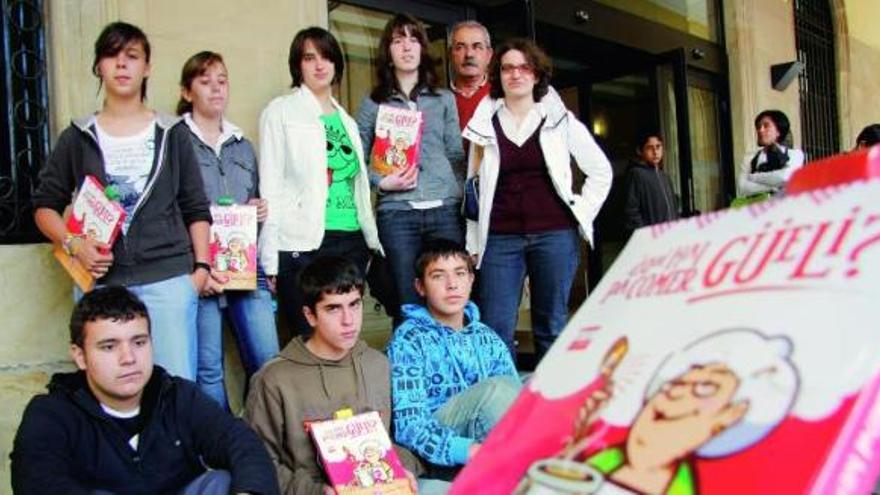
[0,0,49,244]
[794,0,839,160]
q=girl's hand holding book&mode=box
[73,237,113,278]
[201,270,229,297]
[378,165,418,192]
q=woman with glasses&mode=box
[461,38,612,362]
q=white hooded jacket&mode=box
[461,88,612,267]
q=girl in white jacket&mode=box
[462,39,612,361]
[259,27,382,336]
[737,109,805,198]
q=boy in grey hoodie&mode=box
[244,257,423,495]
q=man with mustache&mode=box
[449,20,493,132]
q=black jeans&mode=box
[276,231,370,338]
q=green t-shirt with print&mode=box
[320,111,360,232]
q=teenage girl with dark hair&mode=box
[355,13,465,312]
[176,51,278,409]
[33,22,211,380]
[259,27,382,336]
[737,109,805,197]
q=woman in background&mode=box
[737,109,805,197]
[177,51,278,409]
[855,123,880,150]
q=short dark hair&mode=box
[856,123,880,148]
[489,38,552,101]
[754,109,791,145]
[92,22,151,100]
[299,256,365,311]
[414,238,474,280]
[636,130,663,150]
[289,27,344,88]
[370,13,440,102]
[70,286,150,347]
[176,51,225,116]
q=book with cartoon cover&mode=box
[310,411,413,495]
[452,151,880,495]
[209,204,257,290]
[370,104,424,177]
[53,175,126,292]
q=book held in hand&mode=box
[209,204,258,290]
[53,175,126,292]
[452,153,880,494]
[310,411,413,495]
[370,104,423,177]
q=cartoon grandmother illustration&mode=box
[520,329,800,495]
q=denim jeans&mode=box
[129,274,199,380]
[276,231,370,337]
[434,375,521,441]
[75,274,199,379]
[196,288,279,410]
[478,228,579,361]
[91,469,230,495]
[377,205,464,309]
[425,375,521,481]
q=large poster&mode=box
[453,176,880,494]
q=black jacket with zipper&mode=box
[33,113,211,286]
[623,160,680,232]
[10,366,279,495]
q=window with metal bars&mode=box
[0,0,49,244]
[794,0,839,160]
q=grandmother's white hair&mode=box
[644,328,799,458]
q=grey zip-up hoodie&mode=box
[355,87,464,210]
[33,113,211,286]
[244,337,423,495]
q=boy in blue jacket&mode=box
[387,239,520,471]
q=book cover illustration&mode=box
[452,176,880,494]
[310,411,413,495]
[209,204,257,290]
[53,175,126,292]
[370,104,424,177]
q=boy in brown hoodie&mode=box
[244,256,423,495]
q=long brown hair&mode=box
[369,13,439,102]
[176,51,225,116]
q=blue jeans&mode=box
[434,375,521,442]
[129,274,199,379]
[478,228,579,361]
[196,289,279,409]
[91,469,230,495]
[276,231,371,337]
[377,205,464,308]
[75,274,199,379]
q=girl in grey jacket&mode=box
[355,13,465,313]
[177,51,279,411]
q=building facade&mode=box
[1,0,878,489]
